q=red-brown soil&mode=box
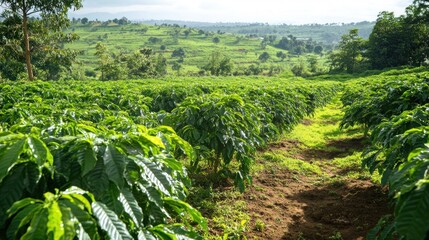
[243,138,390,240]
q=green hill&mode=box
[67,22,330,76]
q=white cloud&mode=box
[76,0,414,23]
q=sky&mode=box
[73,0,413,24]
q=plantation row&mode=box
[341,71,429,240]
[0,78,340,239]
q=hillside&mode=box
[140,20,375,44]
[67,22,331,76]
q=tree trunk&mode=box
[22,11,34,81]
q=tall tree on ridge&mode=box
[0,0,82,81]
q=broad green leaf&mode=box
[59,203,76,240]
[77,142,97,177]
[83,158,110,196]
[138,230,157,240]
[0,133,24,143]
[136,158,173,196]
[103,145,126,188]
[21,208,48,240]
[46,200,65,240]
[396,182,429,240]
[7,198,43,217]
[61,199,99,240]
[119,187,143,226]
[0,138,26,183]
[91,201,133,240]
[0,164,29,226]
[28,136,53,166]
[149,225,178,240]
[137,183,170,218]
[164,198,207,231]
[166,224,204,240]
[6,204,41,240]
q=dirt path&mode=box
[243,101,390,240]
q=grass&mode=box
[262,152,322,175]
[285,98,363,149]
[66,22,330,76]
[187,93,380,239]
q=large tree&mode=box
[0,0,82,81]
[366,12,407,69]
[366,4,429,69]
[329,29,366,73]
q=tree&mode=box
[172,61,182,75]
[276,51,287,61]
[366,7,429,69]
[314,45,323,55]
[171,47,185,63]
[329,29,366,73]
[118,16,129,25]
[258,52,270,62]
[0,0,82,81]
[413,0,429,20]
[202,50,234,76]
[366,12,407,69]
[81,17,88,24]
[212,37,220,44]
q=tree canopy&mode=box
[0,0,82,80]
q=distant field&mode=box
[66,22,329,75]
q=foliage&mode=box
[0,119,206,239]
[95,43,166,80]
[258,52,270,62]
[0,0,82,80]
[341,70,429,239]
[202,51,234,76]
[329,29,366,73]
[367,9,429,69]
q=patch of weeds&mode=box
[210,195,250,239]
[188,180,250,239]
[297,232,306,240]
[330,178,347,187]
[261,152,322,175]
[254,219,266,232]
[328,231,343,240]
[330,152,361,170]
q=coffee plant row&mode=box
[341,71,429,240]
[0,77,340,239]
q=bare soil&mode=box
[244,138,390,240]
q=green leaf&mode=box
[28,136,53,166]
[77,142,97,177]
[0,164,29,226]
[136,158,173,196]
[164,198,207,231]
[92,202,133,240]
[0,138,25,183]
[138,230,157,240]
[7,198,43,217]
[46,200,65,240]
[137,183,170,218]
[6,204,41,240]
[103,145,126,188]
[0,133,25,143]
[21,208,49,240]
[83,158,110,196]
[119,187,143,226]
[149,225,178,240]
[59,203,77,240]
[396,182,429,240]
[61,199,99,240]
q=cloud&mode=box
[75,0,414,24]
[82,0,172,8]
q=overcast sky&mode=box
[75,0,413,24]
